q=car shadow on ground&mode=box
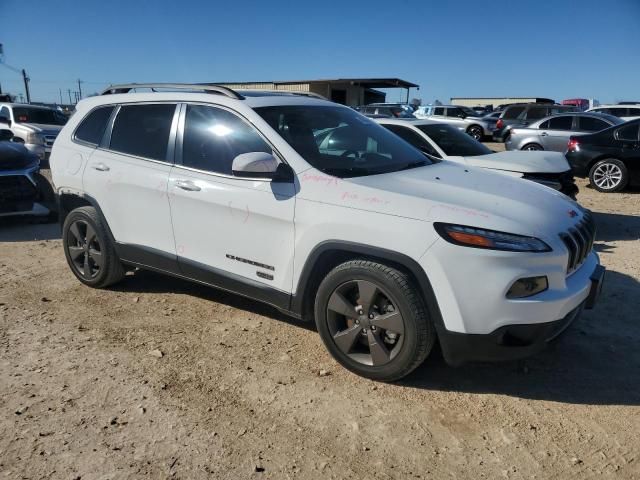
[401,268,640,406]
[592,211,640,242]
[113,269,316,332]
[0,217,59,242]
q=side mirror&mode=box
[12,136,25,144]
[232,152,280,179]
[458,113,467,119]
[0,115,11,126]
[0,129,13,141]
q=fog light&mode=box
[506,276,548,299]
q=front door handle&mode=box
[540,132,548,136]
[174,179,201,192]
[91,162,110,171]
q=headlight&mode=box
[26,132,45,145]
[434,223,551,252]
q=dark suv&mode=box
[493,104,578,142]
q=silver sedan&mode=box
[505,112,622,152]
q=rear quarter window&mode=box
[74,106,115,145]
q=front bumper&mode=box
[438,264,604,365]
[0,166,50,217]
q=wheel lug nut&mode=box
[368,314,374,319]
[363,328,367,333]
[355,319,360,325]
[371,326,376,331]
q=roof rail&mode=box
[100,83,244,100]
[232,88,326,100]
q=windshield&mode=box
[416,124,492,157]
[13,107,67,126]
[255,105,431,177]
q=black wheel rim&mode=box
[470,127,482,140]
[66,220,104,279]
[326,280,405,366]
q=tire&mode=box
[467,125,483,141]
[522,143,543,151]
[62,206,125,288]
[589,158,628,193]
[314,260,435,382]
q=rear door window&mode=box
[110,104,176,161]
[578,116,610,132]
[383,124,441,157]
[433,107,445,116]
[609,108,629,117]
[546,116,574,130]
[74,106,115,145]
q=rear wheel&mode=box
[62,206,125,288]
[589,158,628,193]
[467,125,483,141]
[522,143,543,151]
[314,260,435,382]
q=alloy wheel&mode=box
[66,220,104,279]
[326,279,405,366]
[593,163,623,190]
[524,144,542,151]
[469,127,483,140]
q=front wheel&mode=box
[589,159,628,192]
[522,143,543,151]
[467,125,484,141]
[314,260,435,382]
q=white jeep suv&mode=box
[50,84,604,381]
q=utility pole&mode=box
[77,79,83,100]
[21,69,31,103]
[67,89,72,104]
[59,88,63,105]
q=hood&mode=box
[0,141,40,170]
[299,161,581,240]
[18,123,63,135]
[463,150,570,174]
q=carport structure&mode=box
[216,78,419,107]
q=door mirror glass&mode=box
[0,129,13,141]
[232,152,279,178]
[0,115,11,126]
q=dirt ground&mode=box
[1,151,639,479]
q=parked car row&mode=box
[0,103,67,161]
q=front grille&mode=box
[0,175,38,203]
[44,135,57,148]
[559,211,596,274]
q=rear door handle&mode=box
[174,179,201,192]
[91,162,110,171]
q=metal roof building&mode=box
[451,97,555,108]
[216,78,419,106]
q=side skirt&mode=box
[115,243,296,317]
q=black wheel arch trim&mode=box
[291,240,445,330]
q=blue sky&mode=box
[1,0,639,104]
